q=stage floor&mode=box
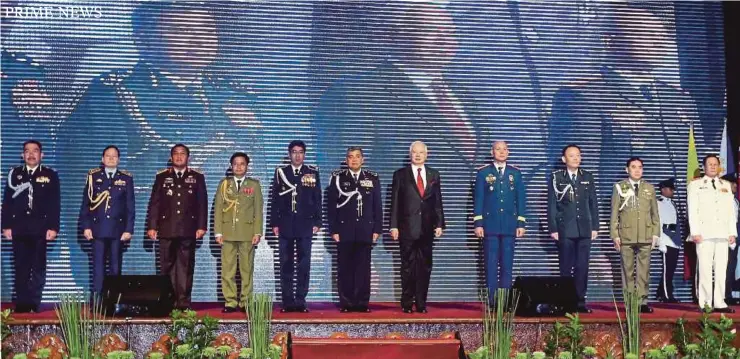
[4,301,739,324]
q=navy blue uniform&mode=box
[473,164,526,297]
[2,165,60,312]
[269,164,322,309]
[547,168,599,306]
[78,167,135,295]
[327,169,382,310]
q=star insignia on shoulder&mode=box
[119,170,133,177]
[89,168,102,174]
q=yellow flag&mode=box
[687,123,700,181]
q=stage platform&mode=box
[4,302,739,357]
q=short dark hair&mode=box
[230,152,250,165]
[625,156,643,168]
[171,143,190,157]
[288,140,306,152]
[346,146,364,156]
[561,144,581,157]
[703,154,720,167]
[23,140,42,152]
[102,145,120,157]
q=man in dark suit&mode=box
[2,140,60,313]
[79,145,135,297]
[270,140,322,313]
[547,144,599,313]
[722,173,740,305]
[390,141,445,313]
[146,144,207,310]
[327,147,382,313]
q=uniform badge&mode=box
[36,176,50,183]
[164,178,174,184]
[166,189,173,196]
[188,189,193,194]
[114,179,126,186]
[302,173,316,187]
[581,181,590,185]
[16,175,22,180]
[96,178,103,183]
[489,186,494,191]
[509,174,514,183]
[360,179,373,188]
[185,177,196,184]
[342,181,351,186]
[721,188,729,193]
[244,187,254,195]
[486,174,495,184]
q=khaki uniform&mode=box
[610,180,659,303]
[214,176,263,308]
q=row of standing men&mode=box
[2,139,738,314]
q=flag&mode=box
[684,123,699,281]
[719,118,735,176]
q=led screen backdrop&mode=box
[0,1,726,303]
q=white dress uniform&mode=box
[688,175,738,309]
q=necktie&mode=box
[712,179,716,190]
[634,183,639,193]
[294,168,299,176]
[571,173,576,184]
[498,167,503,177]
[108,172,114,180]
[353,173,358,182]
[177,171,183,179]
[416,167,425,197]
[27,168,33,176]
[237,179,242,190]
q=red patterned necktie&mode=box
[416,167,425,197]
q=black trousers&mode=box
[399,236,433,310]
[337,241,372,308]
[727,244,739,300]
[657,246,679,300]
[558,236,591,306]
[159,237,196,307]
[12,235,47,310]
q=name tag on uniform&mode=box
[114,179,126,186]
[721,188,729,193]
[581,181,590,184]
[96,178,103,183]
[36,176,50,183]
[360,180,373,188]
[185,177,196,184]
[164,178,174,184]
[342,181,351,186]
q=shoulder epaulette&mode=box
[509,164,520,170]
[691,177,703,182]
[246,177,260,183]
[476,164,491,171]
[552,169,564,174]
[157,168,169,175]
[89,168,102,174]
[40,165,55,172]
[119,170,132,177]
[331,169,344,177]
[189,168,204,174]
[99,69,131,87]
[306,164,319,171]
[363,169,378,177]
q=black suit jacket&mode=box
[390,166,445,241]
[547,168,599,239]
[2,165,60,237]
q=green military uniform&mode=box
[214,176,263,308]
[610,179,660,304]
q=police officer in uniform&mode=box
[214,152,263,313]
[687,154,736,313]
[327,147,382,313]
[79,145,135,297]
[609,157,659,313]
[2,140,60,313]
[146,144,208,310]
[548,144,599,313]
[270,140,322,313]
[655,178,682,303]
[473,141,526,302]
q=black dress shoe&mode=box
[666,297,680,303]
[725,298,740,306]
[14,305,31,313]
[402,308,413,314]
[714,307,736,313]
[222,306,238,313]
[280,307,294,313]
[356,306,371,313]
[576,306,592,314]
[416,308,428,314]
[295,306,310,313]
[339,307,351,313]
[640,305,654,314]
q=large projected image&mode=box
[0,1,726,304]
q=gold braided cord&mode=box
[86,174,111,212]
[220,179,239,225]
